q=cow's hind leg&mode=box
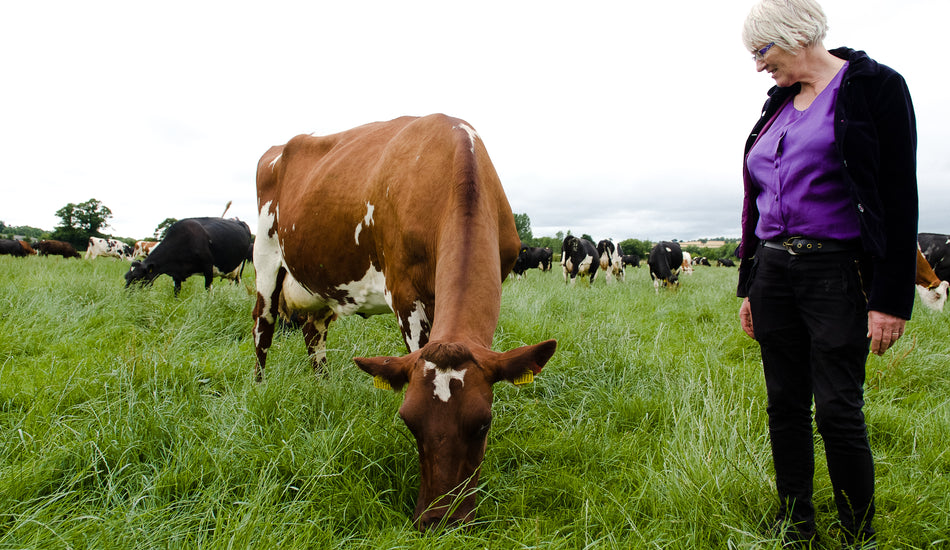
[252,267,286,382]
[302,308,336,374]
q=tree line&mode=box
[1,198,176,250]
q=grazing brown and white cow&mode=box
[252,114,557,530]
[681,251,694,274]
[132,240,159,259]
[915,248,948,312]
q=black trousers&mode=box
[748,244,875,536]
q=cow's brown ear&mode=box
[353,355,412,391]
[485,339,557,385]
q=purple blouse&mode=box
[747,62,860,241]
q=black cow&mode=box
[717,258,736,267]
[919,232,950,281]
[512,244,553,278]
[648,241,683,292]
[621,254,640,268]
[561,235,599,285]
[125,217,252,296]
[0,239,29,257]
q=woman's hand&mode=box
[739,297,755,339]
[868,310,906,356]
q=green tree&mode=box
[51,198,113,248]
[513,213,533,245]
[154,218,178,240]
[618,238,653,260]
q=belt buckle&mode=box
[782,237,819,255]
[781,237,800,255]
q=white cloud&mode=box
[2,0,946,243]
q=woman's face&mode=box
[754,43,800,87]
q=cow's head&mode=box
[917,280,949,311]
[124,260,158,287]
[354,338,557,530]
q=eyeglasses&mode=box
[753,42,775,61]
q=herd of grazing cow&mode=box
[553,236,736,293]
[3,114,950,530]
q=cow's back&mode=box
[193,217,252,272]
[258,114,518,305]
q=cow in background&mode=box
[621,254,640,268]
[693,256,711,266]
[512,244,553,278]
[916,248,949,312]
[918,232,950,281]
[681,251,694,274]
[1,239,30,257]
[597,239,624,283]
[34,240,81,258]
[132,240,159,259]
[86,237,133,260]
[125,217,252,296]
[648,241,683,292]
[717,257,736,267]
[252,114,556,530]
[561,235,598,285]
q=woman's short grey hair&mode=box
[742,0,829,54]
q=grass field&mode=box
[1,256,948,549]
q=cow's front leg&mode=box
[392,297,432,352]
[301,308,336,374]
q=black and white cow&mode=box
[86,237,133,260]
[596,239,624,283]
[918,232,950,281]
[512,244,553,278]
[621,254,640,268]
[125,217,252,296]
[561,235,598,285]
[648,241,683,292]
[692,256,711,266]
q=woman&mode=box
[736,0,917,546]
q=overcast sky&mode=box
[2,0,947,243]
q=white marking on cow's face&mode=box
[268,153,281,170]
[455,123,478,153]
[424,360,466,402]
[354,202,375,245]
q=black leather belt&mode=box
[762,237,859,255]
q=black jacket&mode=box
[737,47,918,320]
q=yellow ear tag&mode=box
[373,376,393,391]
[512,370,534,386]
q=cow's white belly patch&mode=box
[425,360,466,402]
[281,264,391,318]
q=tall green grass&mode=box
[1,256,947,548]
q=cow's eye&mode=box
[476,421,491,437]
